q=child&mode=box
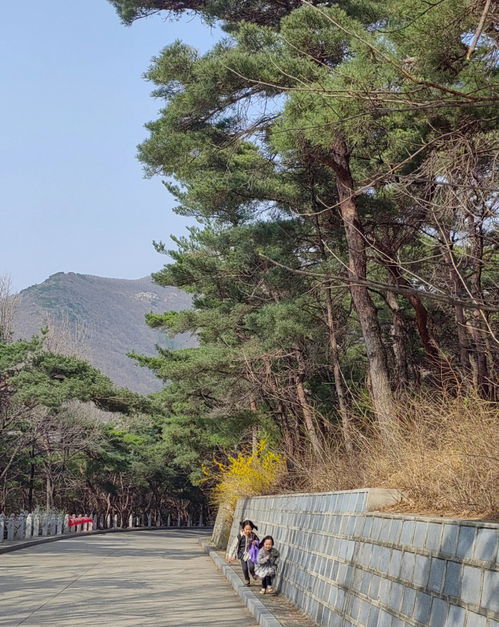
[227,519,260,586]
[255,535,279,594]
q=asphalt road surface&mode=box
[0,529,257,626]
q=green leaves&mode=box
[107,0,498,482]
[0,337,211,517]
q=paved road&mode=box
[0,530,256,627]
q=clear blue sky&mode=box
[0,1,221,292]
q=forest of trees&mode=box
[1,0,497,518]
[113,0,497,512]
[0,278,207,520]
[124,6,496,433]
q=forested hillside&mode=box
[14,273,195,393]
[1,274,203,518]
[110,0,498,515]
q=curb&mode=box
[199,539,282,627]
[0,526,212,555]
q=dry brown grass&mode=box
[280,392,498,519]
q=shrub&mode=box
[282,391,498,518]
[204,439,286,512]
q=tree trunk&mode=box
[324,288,353,451]
[45,472,54,510]
[294,349,322,454]
[312,214,353,451]
[28,449,36,511]
[319,138,396,438]
[383,260,442,360]
[385,290,410,387]
[438,232,473,382]
[465,215,493,396]
[249,398,258,454]
[262,357,298,455]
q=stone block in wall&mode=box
[400,519,416,546]
[427,557,446,594]
[473,527,498,564]
[368,572,381,600]
[378,576,392,605]
[446,603,467,626]
[388,548,403,579]
[379,519,391,543]
[441,523,460,557]
[443,560,462,598]
[358,598,371,625]
[465,610,487,626]
[413,553,430,588]
[413,520,428,549]
[367,604,379,627]
[481,569,499,613]
[389,580,404,613]
[461,564,482,606]
[430,597,449,625]
[400,550,416,583]
[335,586,346,612]
[349,594,361,621]
[363,515,374,539]
[378,608,394,627]
[414,590,432,625]
[400,584,416,617]
[353,515,365,537]
[371,516,383,542]
[456,525,477,560]
[425,522,443,552]
[388,518,403,545]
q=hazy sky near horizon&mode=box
[1,1,221,292]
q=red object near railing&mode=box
[68,516,94,527]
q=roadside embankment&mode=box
[217,489,498,626]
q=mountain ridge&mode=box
[13,272,195,393]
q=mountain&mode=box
[13,272,195,393]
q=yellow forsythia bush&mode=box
[204,439,286,511]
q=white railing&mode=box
[0,510,206,544]
[0,512,66,543]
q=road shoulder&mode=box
[200,539,316,627]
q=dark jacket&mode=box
[228,531,260,560]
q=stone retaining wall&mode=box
[228,490,498,626]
